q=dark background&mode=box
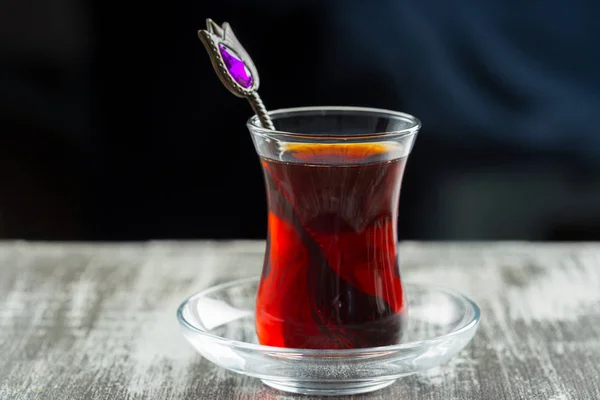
[2,0,600,241]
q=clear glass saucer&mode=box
[177,277,480,396]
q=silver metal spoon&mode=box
[198,19,275,130]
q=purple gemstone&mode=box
[219,44,253,88]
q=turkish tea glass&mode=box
[248,106,420,350]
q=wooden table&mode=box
[1,241,599,399]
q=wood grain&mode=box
[0,241,599,399]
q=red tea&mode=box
[256,143,407,349]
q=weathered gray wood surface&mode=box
[0,241,599,399]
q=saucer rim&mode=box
[176,276,481,356]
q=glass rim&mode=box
[247,106,421,140]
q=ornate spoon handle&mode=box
[198,19,275,130]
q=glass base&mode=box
[261,378,396,396]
